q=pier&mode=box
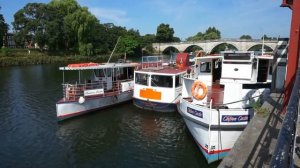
[219,0,300,167]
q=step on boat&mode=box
[56,61,138,121]
[133,53,190,112]
[177,51,273,163]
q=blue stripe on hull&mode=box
[133,98,177,112]
[198,145,229,164]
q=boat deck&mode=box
[184,84,224,107]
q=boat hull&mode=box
[133,98,177,112]
[56,91,133,121]
[177,99,253,163]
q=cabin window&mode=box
[128,67,134,79]
[135,73,148,85]
[175,75,182,87]
[94,69,106,77]
[200,62,211,73]
[151,75,173,88]
[106,69,112,77]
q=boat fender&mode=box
[78,96,85,104]
[191,80,207,100]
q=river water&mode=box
[0,64,219,168]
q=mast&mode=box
[107,36,121,64]
[261,35,265,56]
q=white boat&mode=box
[177,51,273,163]
[133,54,190,112]
[56,61,139,120]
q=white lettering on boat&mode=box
[187,107,203,118]
[222,115,249,122]
[84,89,104,96]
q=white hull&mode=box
[178,99,254,163]
[56,91,133,120]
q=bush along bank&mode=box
[0,49,124,66]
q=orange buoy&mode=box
[191,80,207,100]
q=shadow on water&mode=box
[0,64,219,168]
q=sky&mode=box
[0,0,292,40]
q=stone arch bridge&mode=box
[152,39,278,54]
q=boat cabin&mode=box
[182,51,273,108]
[133,54,189,112]
[59,62,138,101]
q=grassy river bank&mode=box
[0,48,126,66]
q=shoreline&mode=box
[0,48,129,67]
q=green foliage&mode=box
[156,23,175,43]
[187,27,221,41]
[240,35,252,40]
[250,99,269,117]
[1,48,12,57]
[79,43,93,56]
[117,36,140,57]
[261,34,277,40]
[0,8,8,47]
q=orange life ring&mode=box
[191,80,207,100]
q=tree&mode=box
[64,7,99,55]
[172,36,181,42]
[12,3,48,48]
[240,35,252,40]
[261,34,272,40]
[204,27,220,40]
[117,35,139,58]
[186,27,221,41]
[156,23,174,43]
[0,7,9,47]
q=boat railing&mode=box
[141,56,163,69]
[62,79,131,101]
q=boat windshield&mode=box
[151,75,173,88]
[135,73,148,85]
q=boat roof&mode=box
[195,55,223,60]
[59,62,139,70]
[135,66,187,75]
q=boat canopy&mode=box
[59,62,139,71]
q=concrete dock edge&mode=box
[218,93,284,168]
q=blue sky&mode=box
[0,0,292,40]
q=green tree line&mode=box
[0,0,278,59]
[8,0,182,57]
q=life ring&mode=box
[191,80,207,100]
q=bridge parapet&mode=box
[152,39,278,53]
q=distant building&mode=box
[3,33,16,48]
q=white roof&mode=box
[59,62,139,70]
[195,55,223,60]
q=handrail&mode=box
[270,69,300,167]
[62,79,132,101]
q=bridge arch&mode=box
[210,43,238,54]
[183,45,204,53]
[162,46,180,55]
[247,44,273,52]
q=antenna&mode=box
[107,36,121,64]
[262,35,265,56]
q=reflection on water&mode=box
[0,64,219,168]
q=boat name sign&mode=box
[222,115,249,122]
[187,107,203,118]
[84,89,104,96]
